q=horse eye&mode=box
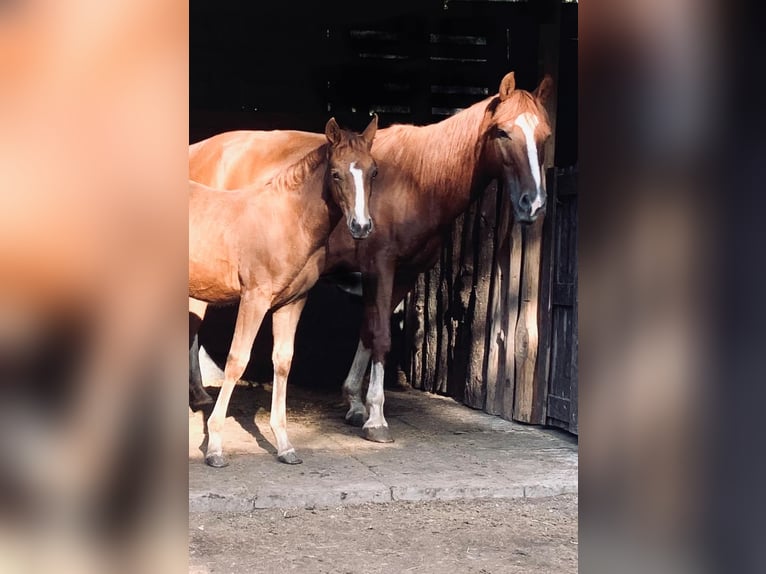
[372,168,378,179]
[495,128,510,139]
[332,171,341,180]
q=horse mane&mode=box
[373,90,543,194]
[268,144,328,191]
[372,98,491,193]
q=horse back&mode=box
[190,130,325,190]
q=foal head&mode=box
[324,115,378,239]
[483,72,554,224]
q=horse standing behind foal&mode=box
[189,71,552,448]
[189,116,378,467]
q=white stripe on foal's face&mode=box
[513,112,544,214]
[349,162,369,225]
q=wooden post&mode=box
[485,185,510,415]
[423,262,440,392]
[513,219,545,423]
[464,183,497,410]
[503,222,523,420]
[409,273,426,390]
[513,0,561,424]
[436,245,451,394]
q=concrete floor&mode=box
[189,350,578,512]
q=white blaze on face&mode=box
[349,161,369,225]
[513,112,545,213]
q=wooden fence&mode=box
[397,167,577,430]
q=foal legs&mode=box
[269,298,307,465]
[205,291,268,468]
[189,298,213,408]
[189,334,214,408]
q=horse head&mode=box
[324,114,379,239]
[483,72,554,224]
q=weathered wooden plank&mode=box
[502,221,523,420]
[569,274,578,434]
[446,213,465,398]
[401,292,414,382]
[532,168,558,424]
[436,243,451,394]
[448,199,477,400]
[423,261,440,393]
[513,218,545,424]
[484,185,509,415]
[546,394,571,424]
[464,183,497,410]
[410,273,426,390]
[511,0,561,424]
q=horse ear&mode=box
[362,113,378,149]
[499,72,516,101]
[325,117,342,146]
[534,74,555,108]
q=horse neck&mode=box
[382,99,493,224]
[270,144,341,237]
[270,144,327,193]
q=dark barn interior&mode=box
[190,0,578,432]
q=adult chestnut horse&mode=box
[190,71,552,445]
[190,116,378,467]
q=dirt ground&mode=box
[189,494,578,574]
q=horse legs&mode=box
[269,298,307,465]
[341,340,372,426]
[359,259,396,443]
[189,298,213,408]
[204,291,268,468]
[341,270,417,429]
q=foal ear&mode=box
[361,113,378,149]
[325,117,342,146]
[499,72,516,101]
[534,74,555,108]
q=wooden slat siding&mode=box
[512,218,545,423]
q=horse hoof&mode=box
[345,411,366,427]
[362,426,394,443]
[278,451,303,465]
[205,454,229,468]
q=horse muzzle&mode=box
[349,217,374,239]
[514,189,546,224]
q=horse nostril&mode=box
[519,193,531,210]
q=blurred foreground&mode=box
[0,1,188,572]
